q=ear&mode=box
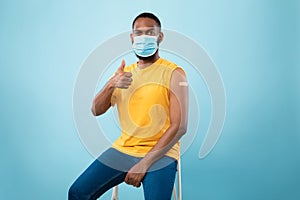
[158,32,164,44]
[130,33,134,43]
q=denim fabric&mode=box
[69,148,177,200]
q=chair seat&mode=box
[111,158,182,200]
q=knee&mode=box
[68,183,77,200]
[68,183,85,200]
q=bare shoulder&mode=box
[171,67,187,82]
[174,67,186,75]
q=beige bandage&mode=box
[179,82,188,86]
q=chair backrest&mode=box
[111,158,182,200]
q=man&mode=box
[69,12,188,200]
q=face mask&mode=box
[132,35,158,57]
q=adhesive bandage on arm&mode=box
[179,82,188,86]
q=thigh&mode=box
[69,148,135,200]
[142,157,178,200]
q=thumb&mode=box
[117,59,126,73]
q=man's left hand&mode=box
[124,162,148,187]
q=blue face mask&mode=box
[132,35,158,57]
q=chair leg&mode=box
[173,186,177,200]
[172,158,182,200]
[111,186,118,200]
[177,158,182,200]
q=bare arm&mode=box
[125,68,188,187]
[91,79,115,116]
[141,68,188,165]
[91,60,132,116]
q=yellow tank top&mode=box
[111,58,182,160]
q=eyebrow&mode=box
[133,28,156,31]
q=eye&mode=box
[133,30,142,36]
[146,30,156,36]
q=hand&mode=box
[124,162,148,187]
[112,60,132,89]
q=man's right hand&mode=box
[112,60,132,89]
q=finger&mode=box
[125,173,134,185]
[116,84,130,89]
[116,59,126,73]
[126,174,139,187]
[123,72,132,78]
[116,82,131,89]
[116,78,132,88]
[133,181,141,187]
[130,175,139,187]
[124,174,129,184]
[120,77,132,82]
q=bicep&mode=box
[169,68,188,129]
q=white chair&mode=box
[111,158,182,200]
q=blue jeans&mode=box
[69,148,177,200]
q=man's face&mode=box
[131,17,163,43]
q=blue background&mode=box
[1,0,299,199]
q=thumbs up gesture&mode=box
[112,60,132,89]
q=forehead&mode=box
[133,17,159,30]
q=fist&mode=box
[113,60,132,89]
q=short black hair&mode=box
[132,12,161,29]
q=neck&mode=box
[137,52,160,69]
